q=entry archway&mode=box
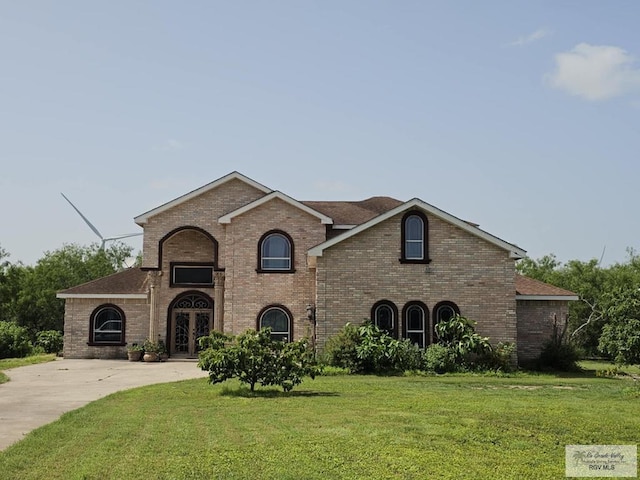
[168,291,214,357]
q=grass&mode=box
[0,367,638,480]
[0,354,56,384]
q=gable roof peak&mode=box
[134,171,271,225]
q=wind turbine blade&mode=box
[104,233,143,241]
[60,193,104,240]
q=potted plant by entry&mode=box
[127,343,144,361]
[142,339,160,362]
[158,340,169,362]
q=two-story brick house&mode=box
[58,171,577,364]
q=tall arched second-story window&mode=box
[401,211,429,264]
[258,230,294,273]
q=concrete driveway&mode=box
[0,358,208,451]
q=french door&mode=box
[171,310,212,356]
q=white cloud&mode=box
[546,43,640,101]
[509,28,551,47]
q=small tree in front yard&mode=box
[197,328,319,392]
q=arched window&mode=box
[401,211,429,264]
[402,301,429,348]
[371,300,398,338]
[258,231,294,272]
[258,305,292,341]
[433,301,460,342]
[89,304,125,345]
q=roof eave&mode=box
[219,191,333,225]
[516,295,580,301]
[309,198,526,257]
[56,293,148,299]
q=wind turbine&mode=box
[61,193,142,249]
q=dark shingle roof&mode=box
[515,274,577,298]
[58,268,149,296]
[302,196,403,225]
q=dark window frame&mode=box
[88,304,126,346]
[257,304,293,342]
[402,301,429,348]
[170,262,216,287]
[257,230,295,273]
[371,300,399,338]
[400,210,431,264]
[432,300,460,342]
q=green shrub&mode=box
[321,323,360,371]
[198,328,319,392]
[423,344,458,373]
[322,322,422,374]
[35,330,63,354]
[598,318,640,366]
[472,342,516,372]
[434,314,492,362]
[536,340,580,371]
[0,321,33,359]
[355,323,422,373]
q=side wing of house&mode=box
[309,199,527,359]
[57,268,150,359]
[515,275,579,363]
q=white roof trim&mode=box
[134,171,272,225]
[219,191,333,225]
[308,198,526,258]
[56,293,148,299]
[516,295,580,301]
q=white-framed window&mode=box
[90,305,125,345]
[259,306,292,341]
[404,302,427,348]
[259,231,293,272]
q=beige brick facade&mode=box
[60,172,574,365]
[315,212,517,350]
[63,297,149,359]
[516,300,570,363]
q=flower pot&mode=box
[143,352,159,362]
[127,350,143,362]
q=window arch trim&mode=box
[371,300,399,338]
[400,210,430,264]
[402,301,430,348]
[88,303,126,346]
[257,230,295,273]
[257,304,293,341]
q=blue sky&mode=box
[1,1,639,266]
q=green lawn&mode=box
[0,354,56,384]
[1,367,638,480]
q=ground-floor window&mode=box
[258,305,292,341]
[89,304,125,345]
[371,300,398,338]
[402,301,429,348]
[433,301,460,341]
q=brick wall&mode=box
[141,178,266,269]
[223,198,325,341]
[516,299,570,363]
[314,211,517,357]
[63,297,149,359]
